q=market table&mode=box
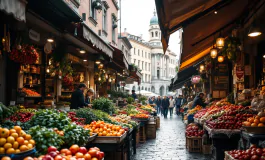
[204,124,241,160]
[240,131,265,149]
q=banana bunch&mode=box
[19,108,37,113]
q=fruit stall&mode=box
[183,96,265,160]
[0,98,158,160]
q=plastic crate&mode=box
[186,137,202,153]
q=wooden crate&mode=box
[136,130,140,145]
[92,132,127,143]
[202,145,212,154]
[139,126,146,143]
[156,116,160,129]
[186,137,202,153]
[146,122,156,139]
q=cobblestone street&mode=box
[133,115,211,160]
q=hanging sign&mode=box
[29,29,40,42]
[235,65,244,82]
[191,75,201,84]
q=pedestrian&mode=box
[155,96,162,115]
[85,88,94,108]
[70,83,88,109]
[175,95,183,115]
[169,96,175,117]
[192,92,207,108]
[162,96,170,118]
[182,96,187,106]
[131,90,137,100]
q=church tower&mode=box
[149,9,161,43]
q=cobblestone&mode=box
[133,116,211,160]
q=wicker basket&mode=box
[243,126,265,134]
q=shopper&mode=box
[192,92,207,108]
[155,96,162,115]
[70,83,88,109]
[131,90,137,100]
[175,95,183,115]
[85,88,94,108]
[162,96,170,118]
[169,96,175,117]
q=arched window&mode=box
[157,68,160,79]
[151,86,155,93]
[145,87,147,91]
[141,86,144,90]
[155,31,158,37]
[151,32,154,37]
[148,88,150,91]
[132,86,135,91]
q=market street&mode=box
[133,116,211,160]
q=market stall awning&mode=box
[110,45,129,70]
[181,0,248,66]
[0,0,27,21]
[82,24,113,58]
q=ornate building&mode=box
[124,10,178,96]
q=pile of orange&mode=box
[84,121,125,137]
[243,116,265,127]
[53,128,64,136]
[0,126,35,155]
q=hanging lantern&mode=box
[200,64,205,70]
[109,78,112,82]
[218,56,224,63]
[210,48,218,59]
[216,37,225,49]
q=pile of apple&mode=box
[24,145,104,160]
[227,145,265,160]
[185,124,204,137]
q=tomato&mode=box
[92,147,100,151]
[54,155,63,160]
[98,151,104,160]
[84,153,92,160]
[88,149,97,157]
[75,152,84,158]
[48,146,57,153]
[70,145,80,155]
[78,147,87,154]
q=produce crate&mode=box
[224,151,235,160]
[0,148,36,160]
[243,126,265,134]
[87,133,98,144]
[139,126,146,143]
[202,145,212,154]
[156,116,160,129]
[93,132,127,144]
[186,137,202,153]
[146,122,156,139]
[136,129,140,145]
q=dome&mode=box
[150,10,158,25]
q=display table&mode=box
[203,124,241,160]
[240,131,265,149]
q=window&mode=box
[132,86,135,91]
[138,49,140,56]
[145,87,147,91]
[134,48,136,55]
[145,62,147,71]
[142,86,144,90]
[155,31,158,37]
[138,60,140,67]
[151,32,154,37]
[134,59,136,64]
[157,69,160,79]
[149,75,151,82]
[102,9,107,31]
[149,63,151,71]
[82,13,86,21]
[148,53,151,59]
[90,0,97,20]
[112,14,117,42]
[142,50,143,57]
[145,52,147,58]
[142,61,144,70]
[143,74,145,82]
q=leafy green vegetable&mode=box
[63,123,90,147]
[28,126,64,155]
[30,109,70,130]
[127,97,134,104]
[74,108,97,124]
[92,98,115,114]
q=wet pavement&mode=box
[133,115,211,160]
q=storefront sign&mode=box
[29,29,40,42]
[191,75,201,84]
[235,65,244,82]
[67,54,82,64]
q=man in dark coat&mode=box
[192,92,207,108]
[131,90,137,100]
[161,96,170,118]
[155,96,162,115]
[70,83,88,109]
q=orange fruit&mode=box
[19,145,29,152]
[0,147,5,154]
[27,144,33,149]
[116,133,121,137]
[248,118,254,123]
[23,140,29,145]
[4,143,12,150]
[0,128,10,138]
[102,131,107,136]
[258,123,265,127]
[7,136,15,144]
[29,139,35,146]
[1,157,11,160]
[15,149,20,153]
[6,148,15,154]
[25,134,31,140]
[19,131,26,138]
[254,119,260,124]
[0,138,7,146]
[17,137,24,145]
[9,129,16,134]
[11,133,18,139]
[245,122,251,126]
[260,117,265,123]
[14,126,22,134]
[251,123,258,127]
[13,141,19,149]
[98,133,103,136]
[75,152,84,158]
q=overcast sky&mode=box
[119,0,181,58]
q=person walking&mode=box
[175,95,183,115]
[70,83,88,109]
[169,96,175,117]
[162,96,170,118]
[155,96,162,115]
